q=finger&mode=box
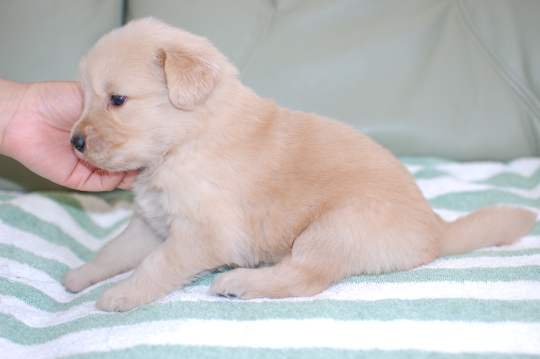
[116,170,139,190]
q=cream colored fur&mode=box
[62,18,537,312]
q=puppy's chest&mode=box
[133,187,170,238]
[133,169,243,239]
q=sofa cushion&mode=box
[0,0,123,83]
[128,0,540,160]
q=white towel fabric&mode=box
[1,157,539,359]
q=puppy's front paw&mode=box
[97,280,145,312]
[96,277,169,312]
[209,268,261,299]
[62,265,98,293]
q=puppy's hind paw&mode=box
[209,268,262,299]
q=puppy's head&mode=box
[71,17,230,171]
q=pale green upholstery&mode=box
[1,0,539,189]
[127,0,540,160]
[0,0,124,83]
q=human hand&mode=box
[0,79,138,191]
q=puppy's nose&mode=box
[71,134,86,153]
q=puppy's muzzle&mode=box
[71,134,86,153]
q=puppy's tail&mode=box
[439,206,536,257]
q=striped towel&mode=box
[1,157,539,358]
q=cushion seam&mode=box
[238,0,277,79]
[454,0,540,155]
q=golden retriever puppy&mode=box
[62,18,536,312]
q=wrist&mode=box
[0,78,29,157]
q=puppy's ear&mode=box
[158,49,219,111]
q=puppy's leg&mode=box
[96,231,214,312]
[62,213,162,293]
[209,256,334,299]
[210,223,341,299]
[210,204,440,299]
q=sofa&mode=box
[1,1,539,358]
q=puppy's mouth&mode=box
[70,133,131,172]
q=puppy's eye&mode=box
[110,95,126,106]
